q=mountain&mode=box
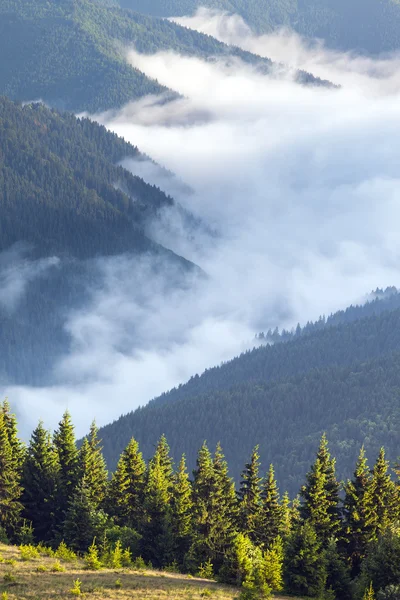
[0,96,195,384]
[119,0,400,55]
[0,0,329,113]
[97,292,400,494]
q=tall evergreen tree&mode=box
[0,411,22,538]
[21,421,60,544]
[365,448,397,540]
[212,443,238,569]
[1,400,24,475]
[257,464,283,548]
[141,451,173,568]
[150,434,174,489]
[53,411,79,517]
[63,478,107,553]
[342,446,371,575]
[171,455,193,566]
[300,435,341,545]
[78,421,108,508]
[107,437,146,530]
[238,446,262,541]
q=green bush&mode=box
[197,559,214,580]
[51,560,66,572]
[55,541,77,563]
[84,541,102,571]
[70,579,82,596]
[20,544,40,561]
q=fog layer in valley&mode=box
[5,12,400,437]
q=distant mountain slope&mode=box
[0,96,194,383]
[119,0,400,54]
[98,299,400,493]
[0,0,329,113]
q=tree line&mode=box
[0,400,399,599]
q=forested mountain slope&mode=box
[120,0,400,55]
[0,0,328,113]
[98,300,400,493]
[0,97,194,383]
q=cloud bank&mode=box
[5,15,400,439]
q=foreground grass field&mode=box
[0,543,241,600]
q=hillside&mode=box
[0,543,237,600]
[0,96,195,384]
[98,298,400,494]
[119,0,400,54]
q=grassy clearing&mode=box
[0,543,238,600]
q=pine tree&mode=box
[365,448,396,540]
[212,443,238,569]
[171,455,193,566]
[342,446,371,575]
[63,478,108,553]
[257,464,283,549]
[78,421,108,508]
[141,451,173,568]
[363,582,375,600]
[300,434,341,546]
[280,492,292,537]
[107,437,146,530]
[284,520,327,598]
[150,434,174,487]
[1,400,24,475]
[53,411,79,517]
[238,446,262,541]
[21,421,60,544]
[0,411,22,538]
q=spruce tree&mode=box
[53,411,79,517]
[280,491,292,537]
[150,434,174,487]
[21,421,60,544]
[284,520,327,598]
[107,437,146,531]
[0,411,22,537]
[365,448,396,540]
[171,455,193,566]
[63,478,107,552]
[238,446,262,541]
[1,400,24,474]
[141,451,173,568]
[300,435,341,546]
[257,464,283,548]
[342,446,371,575]
[212,443,238,569]
[78,421,108,508]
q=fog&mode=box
[5,13,400,438]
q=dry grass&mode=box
[0,543,238,599]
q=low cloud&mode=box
[5,16,400,440]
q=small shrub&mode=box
[0,554,4,563]
[132,556,147,570]
[18,520,35,545]
[115,578,122,589]
[164,560,180,573]
[55,541,77,562]
[378,585,400,600]
[3,572,16,584]
[36,564,48,572]
[20,544,40,561]
[0,527,9,544]
[200,589,212,598]
[70,579,82,596]
[4,559,16,567]
[37,543,55,557]
[51,560,66,572]
[2,592,8,600]
[109,540,122,569]
[197,559,214,580]
[121,548,132,568]
[84,541,102,571]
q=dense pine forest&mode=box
[0,0,326,113]
[120,0,400,54]
[0,96,195,384]
[98,294,400,494]
[0,400,399,599]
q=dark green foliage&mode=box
[365,449,397,541]
[300,435,341,546]
[63,478,108,553]
[325,539,352,600]
[257,464,283,549]
[284,520,327,597]
[0,411,22,537]
[358,529,400,596]
[1,400,25,474]
[78,422,108,508]
[53,411,79,518]
[21,421,60,544]
[343,446,371,576]
[170,455,193,566]
[98,304,400,495]
[238,446,262,542]
[120,0,400,55]
[107,437,146,531]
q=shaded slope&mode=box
[98,302,400,493]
